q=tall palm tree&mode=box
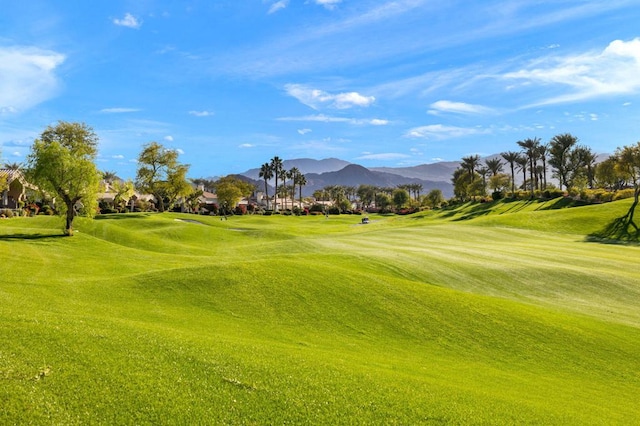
[295,171,307,209]
[501,151,519,196]
[536,143,548,190]
[102,170,118,183]
[259,162,273,209]
[485,158,503,176]
[515,154,528,192]
[548,133,578,191]
[270,156,284,211]
[517,137,540,195]
[288,167,301,208]
[477,166,489,195]
[461,155,480,179]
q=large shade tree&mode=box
[135,141,192,212]
[25,121,101,236]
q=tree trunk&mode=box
[65,203,75,236]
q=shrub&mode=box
[491,191,504,201]
[613,188,636,201]
[309,204,325,213]
[234,205,247,215]
[327,206,341,215]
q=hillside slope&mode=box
[1,204,639,424]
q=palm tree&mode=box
[536,143,548,190]
[270,156,284,211]
[549,133,578,191]
[3,162,22,170]
[461,155,480,179]
[485,158,503,176]
[259,163,273,209]
[477,166,489,195]
[515,154,528,192]
[517,137,540,195]
[295,171,307,209]
[501,151,519,196]
[288,167,301,208]
[102,170,118,183]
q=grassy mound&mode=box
[1,202,639,423]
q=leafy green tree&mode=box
[615,143,640,231]
[393,188,410,210]
[25,121,101,236]
[489,173,511,193]
[214,176,254,214]
[423,189,444,209]
[112,179,135,211]
[548,133,578,191]
[135,141,192,212]
[595,157,622,190]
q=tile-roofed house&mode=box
[0,169,35,209]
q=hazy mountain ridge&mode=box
[241,158,456,198]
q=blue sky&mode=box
[1,0,640,179]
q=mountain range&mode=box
[241,158,457,199]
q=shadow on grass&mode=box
[0,233,66,240]
[586,216,640,245]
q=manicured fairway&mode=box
[1,201,639,424]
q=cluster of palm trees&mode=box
[456,133,598,199]
[258,156,307,211]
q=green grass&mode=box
[1,202,640,424]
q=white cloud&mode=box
[406,124,490,140]
[0,46,65,113]
[278,114,387,126]
[268,0,289,14]
[112,154,125,159]
[315,0,342,10]
[164,135,174,142]
[428,100,495,115]
[175,148,185,155]
[623,102,632,106]
[297,128,312,135]
[189,110,214,117]
[504,38,640,106]
[285,84,375,109]
[113,13,141,29]
[100,107,140,113]
[239,143,255,148]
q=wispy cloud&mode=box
[278,114,388,126]
[100,107,140,113]
[315,0,342,10]
[428,100,496,115]
[504,38,640,107]
[239,143,255,148]
[268,0,289,14]
[406,124,490,140]
[297,128,312,135]
[0,46,65,113]
[113,13,141,29]
[285,84,375,109]
[188,110,214,117]
[164,135,174,142]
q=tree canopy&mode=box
[135,141,192,212]
[25,121,101,235]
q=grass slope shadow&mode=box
[587,201,640,244]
